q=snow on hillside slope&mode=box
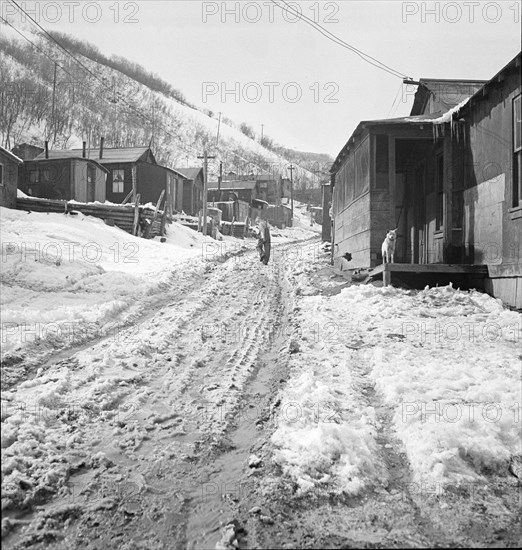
[0,23,318,183]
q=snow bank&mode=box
[281,280,520,491]
[0,207,232,360]
[272,239,520,494]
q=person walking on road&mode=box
[256,218,271,265]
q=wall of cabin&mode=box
[454,67,522,307]
[137,162,168,207]
[332,134,371,268]
[19,160,72,200]
[71,160,106,203]
[104,162,133,203]
[0,154,19,208]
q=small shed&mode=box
[34,146,180,213]
[208,180,259,204]
[173,166,204,216]
[19,156,108,202]
[0,146,22,208]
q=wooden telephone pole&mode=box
[197,151,216,237]
[288,164,295,222]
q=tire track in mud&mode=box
[1,244,256,392]
[2,237,311,550]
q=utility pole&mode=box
[197,150,216,237]
[260,124,264,143]
[151,99,155,149]
[51,62,57,144]
[288,164,295,222]
[218,161,223,192]
[216,112,222,147]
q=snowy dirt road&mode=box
[2,236,521,549]
[2,237,310,549]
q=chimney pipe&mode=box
[82,141,86,158]
[44,141,49,159]
[99,137,104,159]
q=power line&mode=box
[271,0,409,80]
[2,7,308,177]
[0,15,138,125]
[3,6,198,158]
[386,82,403,118]
[277,0,408,78]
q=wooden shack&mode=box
[330,53,521,307]
[208,180,260,204]
[33,146,180,214]
[0,146,22,208]
[173,167,204,216]
[20,155,108,203]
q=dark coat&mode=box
[257,223,271,264]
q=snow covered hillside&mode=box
[0,22,320,184]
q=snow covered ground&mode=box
[2,200,520,549]
[272,249,522,499]
[0,206,248,382]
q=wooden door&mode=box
[87,165,96,202]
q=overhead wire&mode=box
[2,2,320,177]
[271,0,410,80]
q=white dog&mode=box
[381,229,397,264]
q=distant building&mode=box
[0,146,22,208]
[31,146,179,212]
[19,155,108,203]
[173,167,204,216]
[208,179,260,204]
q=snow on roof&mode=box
[429,97,470,125]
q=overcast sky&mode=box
[3,0,520,156]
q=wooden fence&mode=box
[16,197,169,239]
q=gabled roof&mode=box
[26,155,109,173]
[174,167,203,180]
[410,79,487,116]
[0,145,23,163]
[208,180,258,190]
[35,147,156,164]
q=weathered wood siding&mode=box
[137,161,168,207]
[455,64,521,307]
[19,159,73,200]
[104,162,133,203]
[321,183,332,242]
[333,134,371,268]
[0,152,19,208]
[71,160,106,203]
